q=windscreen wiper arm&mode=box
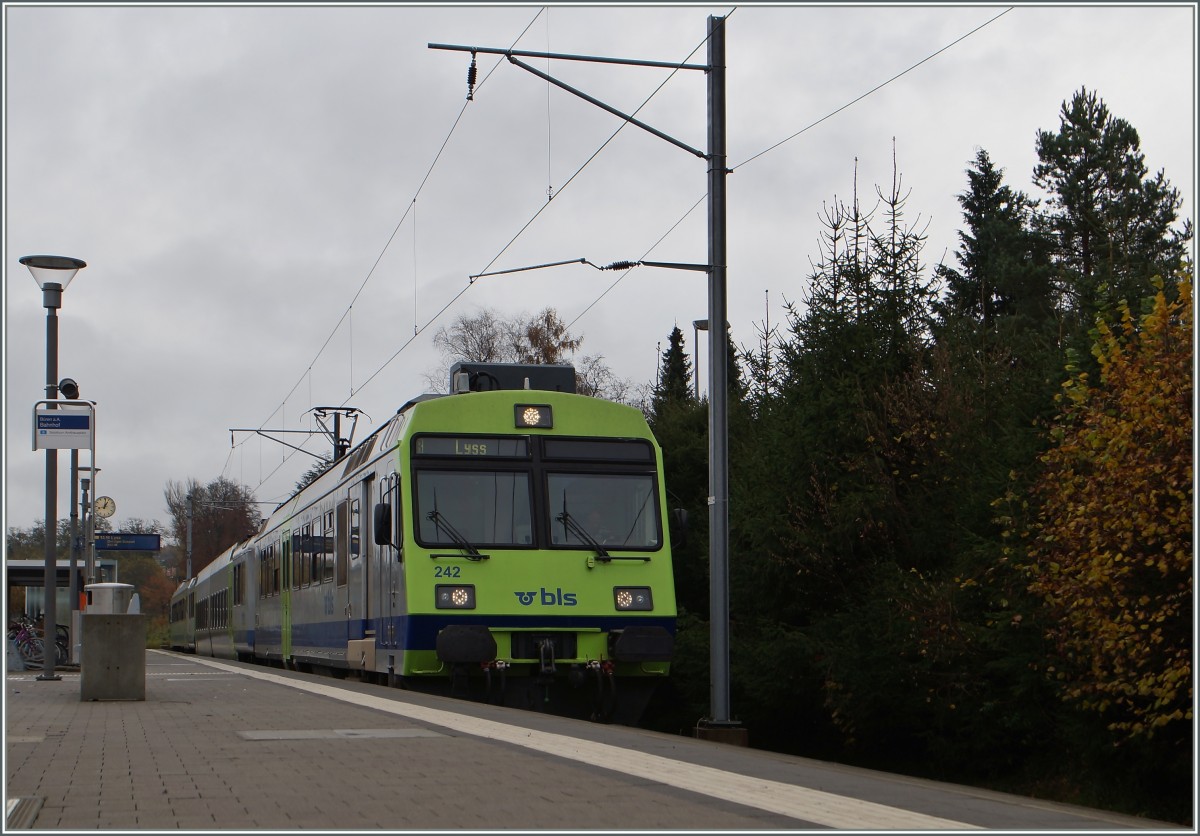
[556,509,610,561]
[426,509,486,561]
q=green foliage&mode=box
[650,396,709,615]
[650,325,694,416]
[646,96,1192,825]
[6,518,76,561]
[1020,273,1193,741]
[1033,87,1192,342]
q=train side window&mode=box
[374,475,403,561]
[285,535,295,591]
[299,524,309,587]
[312,518,321,582]
[395,479,404,559]
[336,500,349,587]
[323,511,336,583]
[350,499,361,560]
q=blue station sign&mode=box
[34,406,94,450]
[95,533,162,552]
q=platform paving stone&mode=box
[6,652,798,830]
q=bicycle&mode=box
[7,617,46,669]
[54,623,71,665]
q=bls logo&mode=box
[514,587,578,607]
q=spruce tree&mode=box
[1033,87,1191,334]
[936,149,1055,331]
[649,325,693,419]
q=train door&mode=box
[342,478,371,645]
[336,498,351,645]
[356,476,373,644]
[375,477,390,649]
[371,471,404,679]
[375,473,404,651]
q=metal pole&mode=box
[186,492,194,580]
[706,14,732,727]
[38,284,62,681]
[84,475,98,586]
[68,450,80,663]
[69,450,80,609]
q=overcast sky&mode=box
[4,3,1195,538]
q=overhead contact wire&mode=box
[733,7,1012,171]
[356,10,716,394]
[579,7,1014,324]
[232,10,546,488]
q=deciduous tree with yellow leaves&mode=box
[1022,273,1192,741]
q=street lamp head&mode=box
[20,254,87,291]
[59,378,80,399]
[693,319,709,331]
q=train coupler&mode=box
[481,660,508,704]
[587,660,617,723]
[536,639,556,677]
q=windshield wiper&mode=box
[556,510,611,560]
[426,503,485,561]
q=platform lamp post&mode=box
[22,254,87,682]
[61,377,83,663]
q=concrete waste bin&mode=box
[81,582,145,701]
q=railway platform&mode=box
[5,650,1185,831]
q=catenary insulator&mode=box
[467,53,478,101]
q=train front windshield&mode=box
[412,434,662,552]
[416,471,533,547]
[547,473,659,549]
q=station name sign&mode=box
[33,403,94,450]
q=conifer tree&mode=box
[649,325,693,419]
[936,148,1055,331]
[1033,87,1191,333]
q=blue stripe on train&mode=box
[244,613,675,652]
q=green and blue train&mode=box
[170,363,678,722]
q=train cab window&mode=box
[414,469,533,548]
[377,476,403,560]
[546,473,661,550]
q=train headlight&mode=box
[436,584,476,609]
[515,404,553,428]
[614,587,653,611]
